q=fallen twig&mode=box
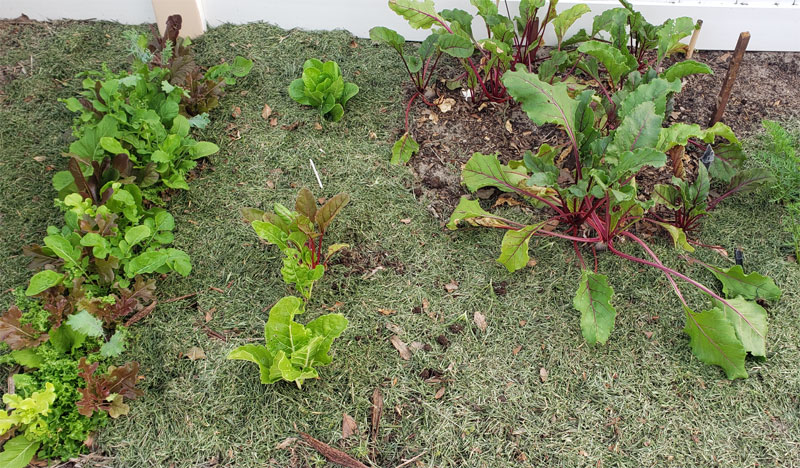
[298,432,369,468]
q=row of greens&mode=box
[371,0,782,378]
[230,189,351,388]
[0,15,252,466]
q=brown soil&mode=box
[406,50,800,218]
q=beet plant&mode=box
[447,66,780,379]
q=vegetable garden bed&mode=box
[1,5,799,468]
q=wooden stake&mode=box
[709,32,750,127]
[686,20,703,60]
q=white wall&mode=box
[2,0,155,23]
[2,0,799,51]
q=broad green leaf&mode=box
[447,196,513,230]
[391,133,419,165]
[162,248,191,276]
[440,8,473,37]
[389,0,444,29]
[125,251,168,277]
[684,305,748,379]
[591,8,629,47]
[653,221,695,252]
[9,349,43,368]
[316,193,350,233]
[652,183,679,209]
[124,225,151,247]
[49,323,86,354]
[608,101,663,154]
[66,311,104,338]
[701,122,739,145]
[43,234,81,268]
[552,4,591,47]
[328,103,345,122]
[341,83,359,106]
[25,270,64,296]
[306,313,348,365]
[228,344,278,384]
[437,34,474,58]
[574,270,617,345]
[611,148,667,178]
[616,78,681,119]
[462,152,529,194]
[240,207,265,223]
[252,221,289,250]
[725,167,774,196]
[711,297,767,357]
[0,435,40,468]
[100,136,129,156]
[662,60,713,82]
[503,68,579,148]
[265,296,310,355]
[231,56,254,77]
[704,264,781,301]
[369,26,406,53]
[657,123,702,152]
[577,41,637,85]
[290,335,325,370]
[708,143,745,183]
[100,330,127,357]
[288,78,310,105]
[172,115,190,137]
[656,17,696,63]
[274,350,318,388]
[497,223,543,272]
[191,141,219,159]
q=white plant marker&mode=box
[309,158,323,189]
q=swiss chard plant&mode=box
[447,65,779,379]
[227,296,347,388]
[242,188,350,300]
[289,59,359,122]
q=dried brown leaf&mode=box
[434,387,446,399]
[444,280,459,293]
[261,103,272,120]
[539,367,548,383]
[184,346,206,361]
[473,311,487,332]
[378,308,396,316]
[390,335,411,360]
[342,413,358,439]
[437,98,456,113]
[512,345,523,356]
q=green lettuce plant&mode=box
[227,296,347,388]
[289,59,359,122]
[242,188,350,300]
